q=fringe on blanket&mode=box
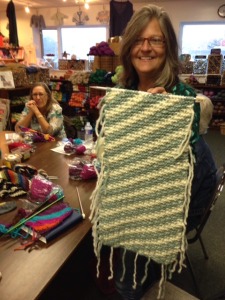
[90,89,196,299]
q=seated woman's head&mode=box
[30,82,55,113]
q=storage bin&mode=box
[58,59,68,70]
[92,56,101,71]
[67,60,85,70]
[113,56,121,70]
[109,42,121,55]
[100,56,114,72]
[193,55,207,74]
[207,55,223,74]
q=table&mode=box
[0,132,96,300]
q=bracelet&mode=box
[37,115,44,119]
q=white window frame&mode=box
[179,21,225,60]
[41,25,109,61]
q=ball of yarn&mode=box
[75,144,86,155]
[64,142,76,154]
[30,175,53,202]
[80,164,97,180]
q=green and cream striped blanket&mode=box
[90,88,196,294]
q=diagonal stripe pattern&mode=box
[90,88,195,265]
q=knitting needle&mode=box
[48,176,59,180]
[4,194,64,236]
[76,187,85,219]
[89,86,108,90]
[89,86,202,102]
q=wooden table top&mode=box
[0,132,96,300]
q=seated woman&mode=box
[15,82,66,139]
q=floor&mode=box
[142,282,199,300]
[38,230,201,300]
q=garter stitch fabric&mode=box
[90,88,196,288]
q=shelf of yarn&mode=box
[192,83,225,129]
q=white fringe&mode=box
[132,253,139,289]
[108,247,114,280]
[175,104,195,159]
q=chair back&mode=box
[188,163,225,244]
[186,164,225,295]
[201,163,225,228]
[211,163,225,206]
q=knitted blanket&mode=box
[90,88,196,292]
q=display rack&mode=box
[0,86,31,129]
[193,84,225,129]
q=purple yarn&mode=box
[30,175,53,202]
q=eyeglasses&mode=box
[133,37,165,48]
[32,93,47,98]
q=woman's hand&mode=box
[26,100,39,114]
[147,87,167,94]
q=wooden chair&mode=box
[186,163,225,299]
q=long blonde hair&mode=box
[119,4,180,91]
[30,82,57,115]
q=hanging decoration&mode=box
[51,8,68,26]
[109,0,133,37]
[72,6,89,25]
[96,5,110,24]
[30,10,46,30]
[6,0,19,47]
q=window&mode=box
[180,22,225,60]
[42,26,108,62]
[42,29,59,57]
[61,27,107,60]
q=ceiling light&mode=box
[25,6,30,13]
[84,1,89,9]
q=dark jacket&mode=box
[187,135,217,231]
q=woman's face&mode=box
[131,18,166,79]
[31,86,48,109]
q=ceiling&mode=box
[1,0,133,10]
[1,0,175,11]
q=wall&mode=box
[0,0,224,63]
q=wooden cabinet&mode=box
[0,86,30,129]
[193,84,225,128]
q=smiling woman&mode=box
[105,4,217,299]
